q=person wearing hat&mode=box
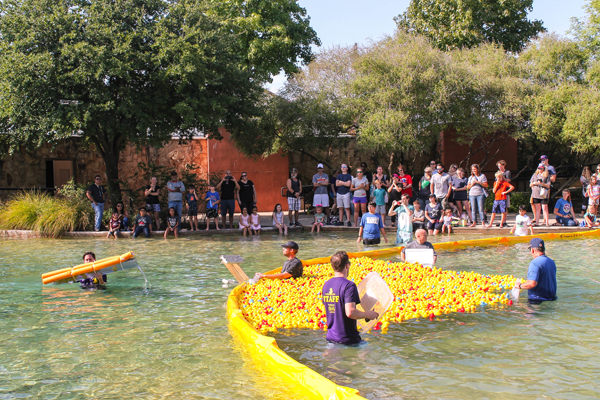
[255,241,303,280]
[313,163,330,222]
[514,238,557,303]
[539,155,556,183]
[530,163,552,226]
[166,171,185,221]
[287,168,303,227]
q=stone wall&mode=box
[0,138,208,200]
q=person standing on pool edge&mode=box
[322,251,379,345]
[514,238,557,304]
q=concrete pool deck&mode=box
[0,212,590,238]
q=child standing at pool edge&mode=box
[186,185,199,231]
[486,172,514,228]
[205,184,221,231]
[511,205,534,236]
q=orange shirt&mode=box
[493,180,514,201]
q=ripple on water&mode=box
[1,233,600,399]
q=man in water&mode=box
[322,251,379,345]
[255,241,303,280]
[79,251,107,288]
[515,238,557,304]
[400,228,437,264]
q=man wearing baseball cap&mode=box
[539,155,556,183]
[514,238,557,303]
[313,163,330,222]
[255,241,303,280]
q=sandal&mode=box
[531,222,538,227]
[551,222,561,226]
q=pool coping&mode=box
[226,229,600,399]
[0,225,588,239]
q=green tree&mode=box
[396,0,545,53]
[230,46,356,169]
[349,33,530,172]
[0,0,319,203]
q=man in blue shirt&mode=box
[357,202,388,245]
[515,238,557,304]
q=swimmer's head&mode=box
[82,251,96,263]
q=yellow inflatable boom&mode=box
[42,252,135,285]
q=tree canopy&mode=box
[395,0,545,53]
[0,0,319,201]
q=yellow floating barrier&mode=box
[42,252,135,285]
[228,229,600,400]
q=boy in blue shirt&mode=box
[357,202,388,245]
[205,184,221,231]
[186,185,199,231]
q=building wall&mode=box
[440,130,518,180]
[208,129,289,212]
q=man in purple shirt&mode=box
[322,251,379,344]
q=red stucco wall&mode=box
[207,129,290,212]
[440,130,518,180]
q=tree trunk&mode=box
[101,150,122,208]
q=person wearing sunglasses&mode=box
[514,238,557,304]
[86,175,107,231]
[238,172,257,215]
[351,168,370,227]
[336,164,353,227]
[429,161,439,175]
[530,163,551,226]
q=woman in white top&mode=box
[350,168,370,227]
[467,164,488,227]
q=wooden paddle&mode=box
[220,255,250,284]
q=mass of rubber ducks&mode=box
[239,257,519,334]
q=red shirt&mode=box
[494,181,514,201]
[398,173,413,197]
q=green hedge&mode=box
[485,191,531,213]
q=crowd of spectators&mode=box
[86,155,600,237]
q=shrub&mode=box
[0,181,93,237]
[485,191,531,212]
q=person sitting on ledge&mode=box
[255,241,303,281]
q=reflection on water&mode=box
[276,238,600,399]
[1,233,599,399]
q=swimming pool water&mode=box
[1,232,598,399]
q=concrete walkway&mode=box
[0,212,587,238]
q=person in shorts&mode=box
[217,170,239,229]
[205,184,221,231]
[322,251,378,345]
[313,163,330,222]
[357,202,388,245]
[287,168,302,226]
[167,171,185,218]
[144,176,161,231]
[351,168,370,227]
[485,172,514,228]
[185,185,199,231]
[255,241,303,280]
[425,194,443,235]
[237,172,256,215]
[372,179,388,227]
[336,164,353,227]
